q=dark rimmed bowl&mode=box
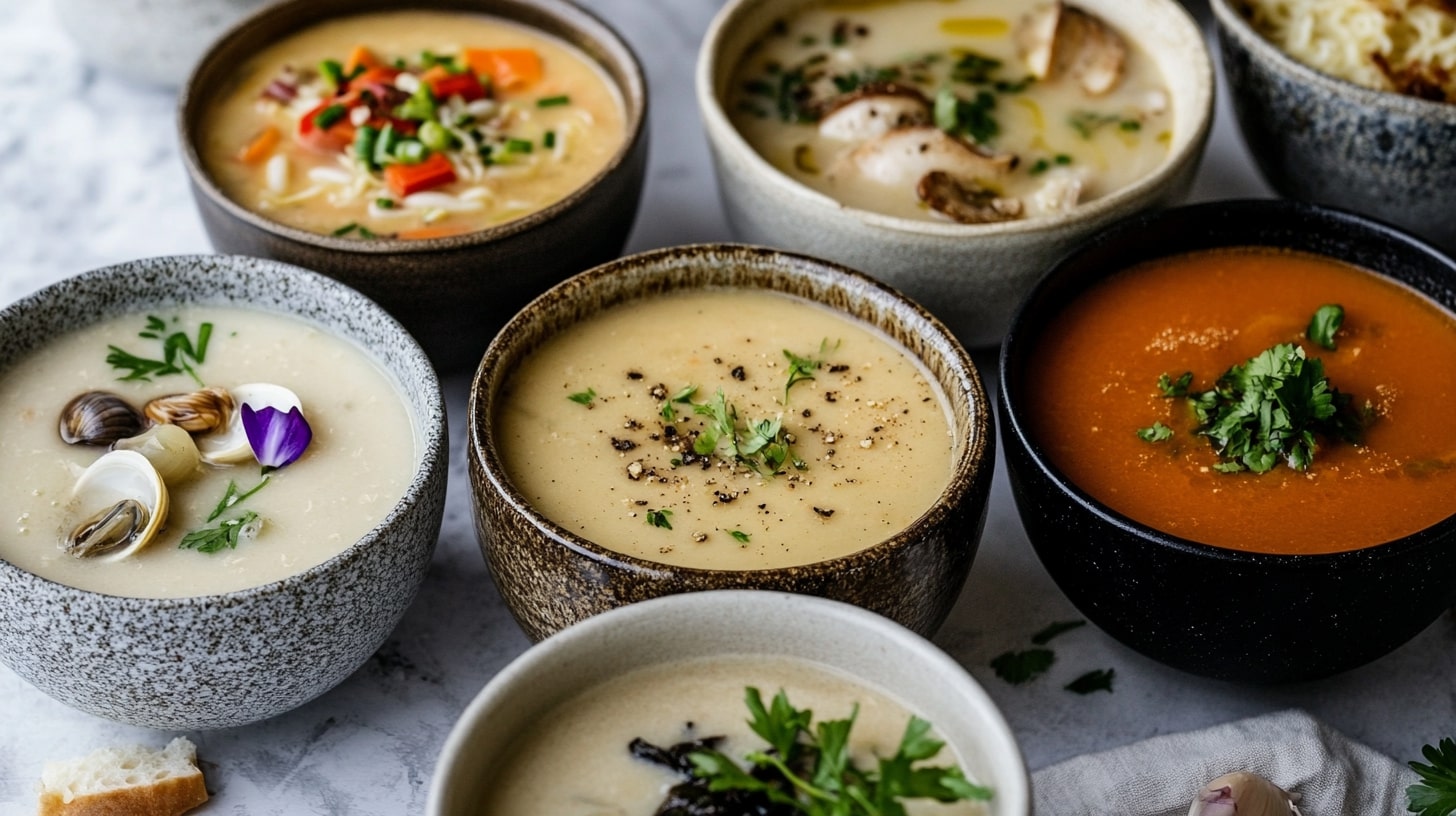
[179,0,649,373]
[998,199,1456,683]
[0,255,448,728]
[468,244,995,640]
[1213,0,1456,254]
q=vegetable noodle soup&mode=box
[200,10,626,240]
[1025,247,1456,554]
[728,0,1173,224]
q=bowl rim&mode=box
[176,0,649,255]
[1210,0,1456,119]
[426,589,1031,816]
[998,197,1456,566]
[0,253,448,606]
[693,0,1215,239]
[468,242,993,580]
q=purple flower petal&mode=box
[241,404,313,471]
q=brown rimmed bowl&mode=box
[467,244,994,640]
[179,0,649,372]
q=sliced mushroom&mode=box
[835,126,1017,189]
[1016,2,1128,96]
[817,82,932,141]
[916,171,1024,224]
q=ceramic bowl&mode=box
[428,590,1030,816]
[998,200,1456,683]
[468,244,994,640]
[1213,0,1456,255]
[0,255,448,729]
[178,0,649,372]
[696,0,1213,348]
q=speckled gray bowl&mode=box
[0,255,447,729]
[429,591,1030,816]
[179,0,649,373]
[468,244,994,641]
[1213,0,1456,254]
[697,0,1213,349]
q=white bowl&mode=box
[696,0,1214,347]
[428,590,1030,816]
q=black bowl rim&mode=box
[468,242,994,581]
[176,0,649,255]
[999,197,1456,567]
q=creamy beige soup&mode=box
[0,307,417,598]
[729,0,1173,222]
[479,655,988,815]
[201,10,625,239]
[496,289,954,570]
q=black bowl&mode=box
[998,199,1456,683]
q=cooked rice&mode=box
[1240,0,1456,101]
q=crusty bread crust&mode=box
[37,770,207,816]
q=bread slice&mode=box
[38,736,208,816]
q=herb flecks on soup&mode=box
[728,0,1172,223]
[202,11,626,239]
[496,289,955,570]
[1027,247,1456,555]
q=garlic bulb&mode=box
[1188,772,1302,816]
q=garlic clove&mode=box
[1188,772,1301,816]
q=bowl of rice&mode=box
[1212,0,1456,254]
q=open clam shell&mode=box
[66,450,170,561]
[195,383,303,465]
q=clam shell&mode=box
[111,424,202,486]
[144,386,233,434]
[58,391,145,446]
[195,383,303,465]
[65,450,169,561]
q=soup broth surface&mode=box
[478,654,986,815]
[0,307,418,597]
[496,289,955,569]
[1026,248,1456,554]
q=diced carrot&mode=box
[238,126,280,163]
[344,45,383,76]
[352,65,402,90]
[297,102,356,153]
[384,152,457,197]
[428,71,487,102]
[463,47,542,91]
[396,225,470,240]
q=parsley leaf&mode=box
[935,87,999,144]
[990,648,1054,684]
[1064,669,1115,694]
[1137,421,1173,443]
[1308,303,1345,350]
[1031,619,1086,645]
[645,508,673,529]
[567,388,596,406]
[1158,371,1192,397]
[179,511,260,554]
[106,316,213,387]
[728,529,751,543]
[1409,738,1456,816]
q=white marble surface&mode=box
[1,0,1452,813]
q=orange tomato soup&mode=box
[1026,247,1456,554]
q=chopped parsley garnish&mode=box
[106,315,212,387]
[1068,110,1140,139]
[692,389,804,475]
[536,94,571,107]
[1137,421,1173,443]
[313,103,348,130]
[990,648,1054,685]
[1408,738,1456,816]
[645,508,674,529]
[543,130,556,149]
[1158,371,1192,398]
[204,477,270,523]
[1307,303,1344,350]
[660,384,698,422]
[179,512,261,554]
[729,529,751,543]
[949,51,1002,84]
[1064,669,1115,695]
[567,388,597,406]
[782,340,835,403]
[1031,619,1086,645]
[934,87,999,144]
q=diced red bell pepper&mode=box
[428,71,487,102]
[384,152,457,197]
[297,102,355,153]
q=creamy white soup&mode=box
[201,10,626,239]
[0,307,418,598]
[495,289,954,570]
[479,655,989,815]
[728,0,1173,223]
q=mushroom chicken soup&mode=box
[496,289,954,570]
[478,655,989,815]
[0,307,417,597]
[728,0,1173,223]
[200,10,626,239]
[1026,248,1456,554]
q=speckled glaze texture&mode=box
[0,255,448,729]
[178,0,649,373]
[696,0,1213,349]
[468,244,994,641]
[428,591,1031,816]
[1213,0,1456,255]
[998,200,1456,683]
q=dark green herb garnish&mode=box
[1068,110,1140,139]
[1031,619,1086,646]
[729,529,751,543]
[567,388,597,406]
[990,648,1054,685]
[934,87,998,144]
[180,511,260,554]
[536,94,571,107]
[783,340,835,403]
[107,316,213,387]
[313,103,348,130]
[1408,738,1456,816]
[830,65,902,94]
[543,130,556,149]
[1065,669,1115,695]
[949,51,1001,84]
[693,389,805,475]
[1158,371,1192,398]
[205,477,270,523]
[333,222,359,236]
[1137,421,1173,443]
[656,687,992,815]
[646,508,674,529]
[660,384,698,423]
[1308,303,1344,350]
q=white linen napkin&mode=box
[1030,709,1417,815]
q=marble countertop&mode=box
[2,0,1452,813]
